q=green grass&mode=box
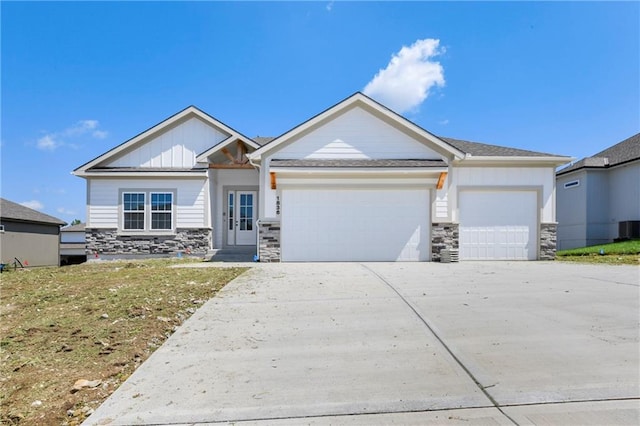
[556,239,639,265]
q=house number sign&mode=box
[276,195,281,215]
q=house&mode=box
[556,133,640,250]
[60,222,87,265]
[73,93,571,262]
[0,198,67,267]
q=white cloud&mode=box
[92,130,108,139]
[326,1,334,12]
[20,200,44,211]
[37,135,59,151]
[363,38,445,114]
[36,119,107,151]
[439,119,450,125]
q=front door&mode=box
[226,190,257,246]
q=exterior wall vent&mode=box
[563,179,580,189]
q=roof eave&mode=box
[456,155,574,166]
[270,167,448,174]
[75,170,208,178]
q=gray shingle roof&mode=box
[253,137,275,146]
[441,137,563,157]
[557,133,640,175]
[0,198,66,226]
[270,159,447,168]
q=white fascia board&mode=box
[75,171,208,178]
[270,167,448,175]
[277,177,439,187]
[456,156,574,167]
[249,92,466,161]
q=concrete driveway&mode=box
[85,262,639,425]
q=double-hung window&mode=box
[122,191,174,231]
[151,193,173,230]
[123,193,145,230]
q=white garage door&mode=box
[281,188,430,262]
[459,191,538,260]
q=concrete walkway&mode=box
[84,262,639,425]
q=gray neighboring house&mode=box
[0,198,67,267]
[556,133,640,250]
[60,222,87,265]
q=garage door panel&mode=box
[460,191,537,260]
[281,188,429,262]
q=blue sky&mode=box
[2,1,638,223]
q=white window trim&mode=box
[564,179,580,189]
[119,189,176,234]
[123,192,146,231]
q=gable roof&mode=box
[0,198,66,226]
[73,106,258,176]
[247,92,467,162]
[557,132,640,176]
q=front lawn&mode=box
[0,259,247,425]
[556,239,640,265]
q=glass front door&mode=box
[227,190,257,246]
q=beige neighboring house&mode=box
[556,133,640,250]
[74,92,572,262]
[0,198,67,267]
[60,222,87,265]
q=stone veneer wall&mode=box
[539,223,557,260]
[431,223,459,262]
[86,228,211,256]
[258,221,281,262]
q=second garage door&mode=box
[459,190,538,260]
[281,188,430,262]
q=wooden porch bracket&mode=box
[436,172,448,190]
[270,172,277,189]
[221,147,236,163]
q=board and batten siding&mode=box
[451,166,556,223]
[109,117,228,169]
[87,178,208,229]
[273,107,443,160]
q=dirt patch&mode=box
[0,259,247,425]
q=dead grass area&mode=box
[0,259,247,425]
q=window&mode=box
[123,193,145,230]
[151,193,173,230]
[564,180,580,189]
[122,191,174,232]
[0,225,4,233]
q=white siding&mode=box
[556,171,588,250]
[608,162,640,239]
[88,178,208,229]
[108,117,228,168]
[274,107,443,160]
[61,231,85,244]
[452,166,556,223]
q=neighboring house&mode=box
[73,93,571,262]
[60,222,87,265]
[556,133,640,250]
[0,198,67,267]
